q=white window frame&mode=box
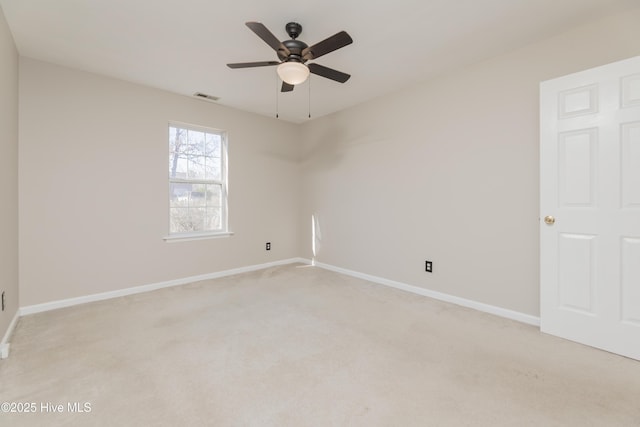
[164,122,231,242]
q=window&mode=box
[168,123,228,238]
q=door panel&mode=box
[558,129,597,206]
[621,122,640,207]
[621,73,640,107]
[558,233,596,314]
[558,84,598,118]
[621,237,640,325]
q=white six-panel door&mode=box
[540,55,640,361]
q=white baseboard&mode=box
[15,256,538,340]
[0,344,8,359]
[1,310,20,359]
[20,258,307,316]
[311,260,540,327]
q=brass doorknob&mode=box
[544,215,555,225]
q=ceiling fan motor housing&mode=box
[278,23,307,63]
[280,39,308,62]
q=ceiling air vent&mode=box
[193,92,220,102]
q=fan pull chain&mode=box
[308,76,311,119]
[275,73,279,119]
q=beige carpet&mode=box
[1,264,639,426]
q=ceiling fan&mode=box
[227,22,353,92]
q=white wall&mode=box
[19,59,302,306]
[14,6,640,317]
[299,7,640,316]
[0,6,19,340]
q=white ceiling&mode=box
[1,0,637,123]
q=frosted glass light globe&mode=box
[277,62,310,85]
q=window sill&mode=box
[163,231,234,243]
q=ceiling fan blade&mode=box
[302,31,353,60]
[308,63,350,83]
[281,82,294,92]
[245,22,290,56]
[227,61,280,69]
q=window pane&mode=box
[169,182,190,208]
[205,133,221,157]
[187,130,206,180]
[169,127,188,179]
[205,208,222,230]
[170,207,191,233]
[189,184,207,207]
[170,207,206,233]
[190,207,206,231]
[206,184,222,207]
[205,158,221,181]
[205,133,222,181]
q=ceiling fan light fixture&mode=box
[277,62,309,85]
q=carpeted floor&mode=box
[1,263,639,426]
